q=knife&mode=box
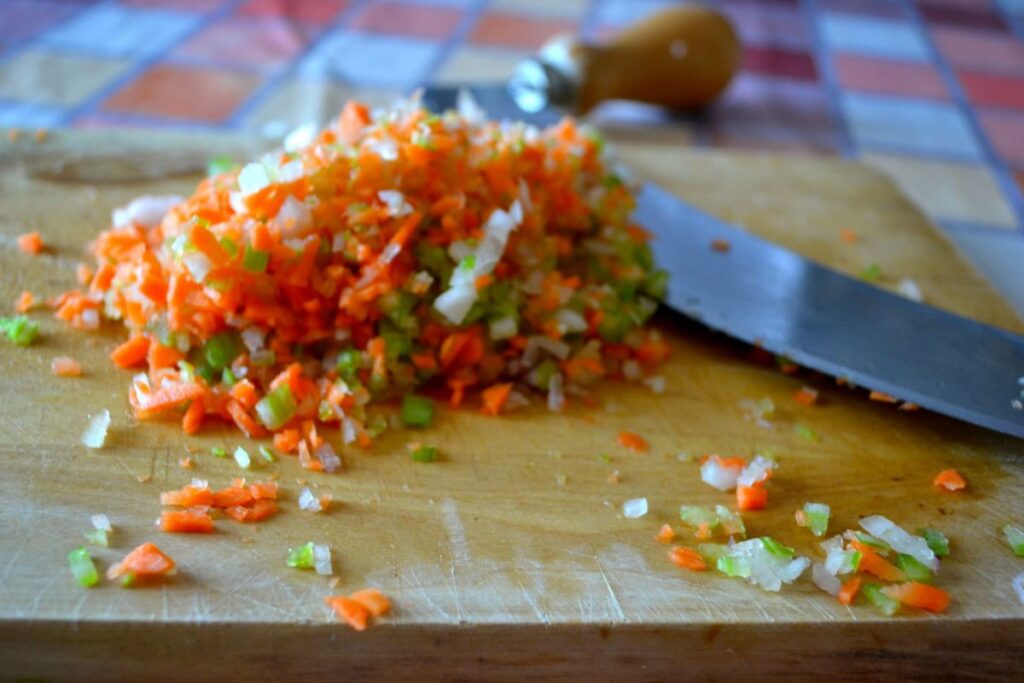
[423,11,1024,439]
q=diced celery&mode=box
[919,528,949,558]
[202,331,241,370]
[336,349,362,377]
[862,583,899,616]
[853,532,890,552]
[211,446,227,458]
[207,155,236,176]
[895,553,935,584]
[716,555,751,578]
[67,547,99,587]
[84,529,109,547]
[258,446,277,463]
[803,502,830,537]
[221,367,238,387]
[697,543,730,563]
[287,541,315,569]
[1004,524,1024,557]
[411,444,438,462]
[255,384,297,430]
[218,236,239,257]
[714,505,746,537]
[761,537,794,558]
[401,394,434,428]
[243,244,269,273]
[0,315,39,347]
[679,505,719,530]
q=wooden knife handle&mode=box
[573,5,740,113]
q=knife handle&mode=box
[511,5,740,115]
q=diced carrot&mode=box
[132,382,207,419]
[212,486,252,509]
[147,342,184,371]
[110,335,151,369]
[736,484,767,511]
[51,356,82,377]
[17,231,44,255]
[793,386,818,406]
[656,524,676,544]
[181,396,205,435]
[225,499,278,523]
[838,576,862,605]
[838,229,859,245]
[869,390,898,403]
[160,509,214,533]
[325,596,370,631]
[617,431,648,453]
[160,484,213,507]
[882,581,949,613]
[249,480,278,500]
[668,546,707,571]
[933,468,966,492]
[106,542,175,582]
[849,540,906,582]
[15,290,35,313]
[273,428,300,454]
[481,382,513,416]
[348,588,391,617]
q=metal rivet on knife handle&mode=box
[509,5,741,115]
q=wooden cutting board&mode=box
[1,129,1023,681]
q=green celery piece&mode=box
[1003,524,1024,557]
[0,315,39,346]
[336,349,362,377]
[255,384,297,430]
[679,505,719,530]
[211,447,227,459]
[862,583,899,616]
[411,445,438,462]
[853,532,890,553]
[803,502,830,537]
[716,555,751,578]
[68,547,99,587]
[761,537,795,558]
[207,155,236,176]
[202,331,241,370]
[258,446,277,463]
[243,244,269,273]
[714,505,746,538]
[919,528,950,558]
[287,542,315,569]
[83,529,109,548]
[401,394,434,428]
[697,543,730,563]
[860,264,882,282]
[794,424,818,442]
[895,553,935,584]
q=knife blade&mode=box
[635,183,1024,439]
[421,87,1024,439]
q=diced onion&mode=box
[81,409,111,449]
[315,442,342,473]
[112,195,183,229]
[313,543,332,576]
[737,455,775,487]
[283,122,316,153]
[275,195,312,237]
[378,189,413,217]
[701,457,741,492]
[91,514,111,532]
[547,371,564,412]
[860,515,938,571]
[238,162,271,196]
[897,277,923,302]
[298,487,322,512]
[812,562,841,596]
[182,251,213,283]
[622,498,648,519]
[644,375,666,394]
[1013,573,1024,606]
[489,316,517,341]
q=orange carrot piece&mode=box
[668,546,707,571]
[481,382,513,416]
[882,581,949,613]
[849,540,906,582]
[793,386,818,406]
[869,390,898,403]
[617,431,648,453]
[106,542,175,582]
[160,484,213,507]
[110,335,151,369]
[15,290,35,313]
[181,396,205,435]
[249,480,278,500]
[933,468,966,492]
[736,484,767,511]
[273,428,300,454]
[132,382,207,419]
[838,576,862,605]
[147,342,184,370]
[226,399,264,438]
[325,596,370,631]
[656,524,676,544]
[50,356,82,377]
[160,509,214,533]
[212,486,253,509]
[17,231,44,255]
[348,588,391,617]
[225,499,278,522]
[838,229,859,244]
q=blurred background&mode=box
[1,0,1023,309]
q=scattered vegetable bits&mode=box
[56,98,669,455]
[325,588,391,631]
[933,468,966,492]
[107,542,176,586]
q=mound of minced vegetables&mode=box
[56,98,668,463]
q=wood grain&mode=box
[1,129,1023,681]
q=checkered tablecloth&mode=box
[2,0,1023,312]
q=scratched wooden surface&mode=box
[1,129,1023,681]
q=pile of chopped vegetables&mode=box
[55,97,668,458]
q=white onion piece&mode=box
[313,543,332,576]
[91,514,111,532]
[897,277,923,302]
[555,308,587,334]
[283,121,316,153]
[812,562,841,596]
[112,195,183,229]
[315,443,342,473]
[644,375,666,394]
[622,360,642,381]
[700,457,741,492]
[433,284,476,326]
[81,410,111,449]
[1014,573,1024,607]
[456,87,487,124]
[275,195,312,237]
[182,251,213,283]
[238,162,271,196]
[489,316,517,341]
[737,455,775,487]
[378,189,413,217]
[190,478,208,489]
[547,371,564,412]
[298,487,322,512]
[241,327,266,353]
[860,515,938,571]
[622,498,648,519]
